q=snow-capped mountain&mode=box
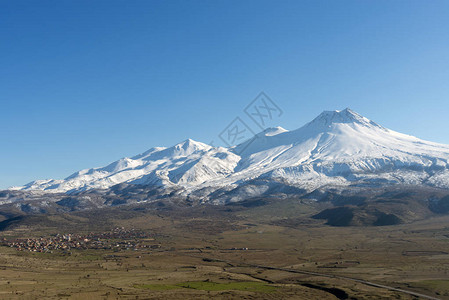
[11,109,449,197]
[13,139,240,193]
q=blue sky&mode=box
[2,0,449,189]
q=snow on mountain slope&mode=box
[226,109,449,190]
[13,139,240,193]
[11,109,449,194]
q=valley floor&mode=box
[0,199,449,299]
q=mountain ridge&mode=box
[10,109,449,201]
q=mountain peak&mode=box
[259,126,288,137]
[172,138,211,153]
[178,138,208,148]
[134,139,211,162]
[309,108,384,129]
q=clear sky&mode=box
[2,0,449,189]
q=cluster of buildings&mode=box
[1,227,158,253]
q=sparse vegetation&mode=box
[135,281,276,292]
[0,197,448,299]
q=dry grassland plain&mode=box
[0,199,448,299]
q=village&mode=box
[0,227,160,253]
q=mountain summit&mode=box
[308,108,384,129]
[11,109,449,201]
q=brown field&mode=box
[0,199,449,299]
